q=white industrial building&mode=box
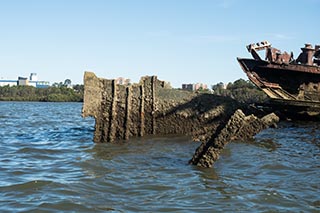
[0,73,50,88]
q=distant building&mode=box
[18,77,28,86]
[33,81,50,88]
[182,84,194,91]
[182,83,208,91]
[0,73,50,88]
[115,77,131,85]
[194,83,208,90]
[0,80,17,87]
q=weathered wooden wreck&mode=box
[82,72,278,168]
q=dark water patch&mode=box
[0,180,53,191]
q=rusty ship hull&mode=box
[237,41,320,117]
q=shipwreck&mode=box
[237,41,320,117]
[82,72,278,168]
[82,41,320,167]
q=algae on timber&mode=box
[189,109,279,167]
[82,72,279,167]
[82,71,241,143]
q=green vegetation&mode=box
[211,79,267,103]
[0,84,84,102]
[0,78,266,103]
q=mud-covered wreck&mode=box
[237,41,320,117]
[82,72,278,168]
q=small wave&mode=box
[16,147,60,155]
[0,180,52,191]
[36,201,117,212]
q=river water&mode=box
[0,102,319,212]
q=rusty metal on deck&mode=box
[237,41,320,116]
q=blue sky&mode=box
[0,0,319,87]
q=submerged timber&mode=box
[82,72,279,167]
[82,72,240,143]
[237,41,320,117]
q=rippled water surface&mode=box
[0,102,319,212]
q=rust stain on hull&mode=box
[238,41,320,116]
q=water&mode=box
[0,102,319,212]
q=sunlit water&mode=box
[0,102,319,212]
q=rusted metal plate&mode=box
[237,41,320,114]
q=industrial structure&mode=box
[0,73,50,88]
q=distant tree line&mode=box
[0,84,84,102]
[211,79,267,103]
[0,78,266,103]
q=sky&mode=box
[0,0,319,87]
